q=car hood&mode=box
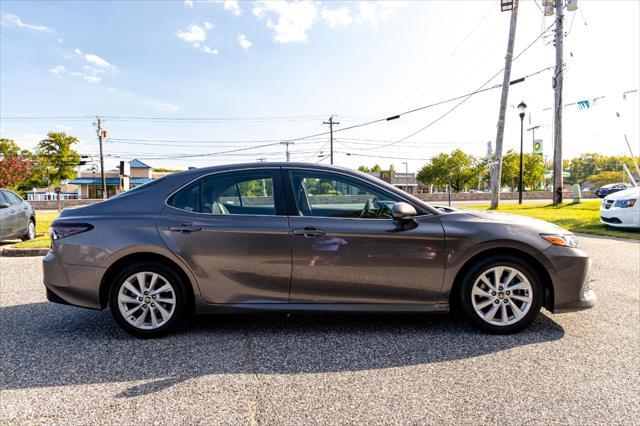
[604,186,639,201]
[458,209,568,234]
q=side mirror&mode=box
[392,202,417,221]
[0,202,10,209]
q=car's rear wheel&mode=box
[21,220,35,241]
[109,262,188,338]
[459,256,543,334]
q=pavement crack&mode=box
[243,329,264,426]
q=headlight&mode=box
[614,198,637,208]
[541,233,579,248]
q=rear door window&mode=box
[201,170,276,216]
[3,191,22,205]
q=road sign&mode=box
[533,139,543,156]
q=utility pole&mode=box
[551,0,565,205]
[527,125,540,147]
[280,141,294,162]
[323,115,339,165]
[93,116,107,199]
[490,0,520,209]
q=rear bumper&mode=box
[543,245,596,313]
[42,249,106,310]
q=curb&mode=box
[1,247,50,257]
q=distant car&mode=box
[43,163,595,337]
[594,183,631,198]
[600,186,640,229]
[0,189,36,241]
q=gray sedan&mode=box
[0,189,36,242]
[43,163,596,337]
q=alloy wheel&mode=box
[117,272,177,330]
[471,266,533,326]
[27,222,35,239]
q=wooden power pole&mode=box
[490,0,520,209]
[94,116,107,200]
[323,115,339,165]
[552,0,564,205]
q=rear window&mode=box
[167,180,200,212]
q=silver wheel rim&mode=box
[28,222,35,239]
[471,266,533,326]
[117,272,176,330]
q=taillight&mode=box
[50,222,94,240]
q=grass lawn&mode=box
[9,210,59,249]
[465,199,640,240]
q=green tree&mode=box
[417,149,477,191]
[584,171,626,188]
[370,164,382,173]
[500,150,520,190]
[32,132,80,185]
[522,153,545,190]
[0,138,20,158]
[357,165,370,173]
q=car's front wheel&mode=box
[460,256,543,334]
[109,262,188,338]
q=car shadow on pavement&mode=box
[0,302,565,397]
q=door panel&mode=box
[157,169,292,304]
[289,215,445,303]
[285,170,445,304]
[0,191,20,237]
[158,212,291,304]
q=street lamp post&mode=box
[518,101,527,204]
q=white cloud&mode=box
[156,103,179,112]
[218,0,242,16]
[176,22,218,55]
[1,14,52,32]
[355,1,406,28]
[84,54,111,68]
[57,37,64,44]
[49,65,67,75]
[252,0,318,44]
[237,34,252,50]
[200,45,219,55]
[176,24,207,42]
[84,75,101,83]
[184,0,194,7]
[321,7,353,29]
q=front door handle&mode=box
[169,224,201,233]
[292,227,326,237]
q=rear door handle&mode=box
[292,227,326,237]
[169,224,201,233]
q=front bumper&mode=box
[599,206,640,228]
[43,249,106,310]
[542,245,596,313]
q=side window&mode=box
[3,191,22,205]
[167,180,200,212]
[201,170,276,216]
[290,171,401,219]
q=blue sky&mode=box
[1,0,639,171]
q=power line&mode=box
[389,1,496,111]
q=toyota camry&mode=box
[43,163,596,337]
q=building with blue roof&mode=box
[62,159,170,199]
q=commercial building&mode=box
[66,159,171,199]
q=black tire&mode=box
[459,255,543,334]
[21,219,35,241]
[108,261,189,338]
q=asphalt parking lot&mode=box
[0,235,638,424]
